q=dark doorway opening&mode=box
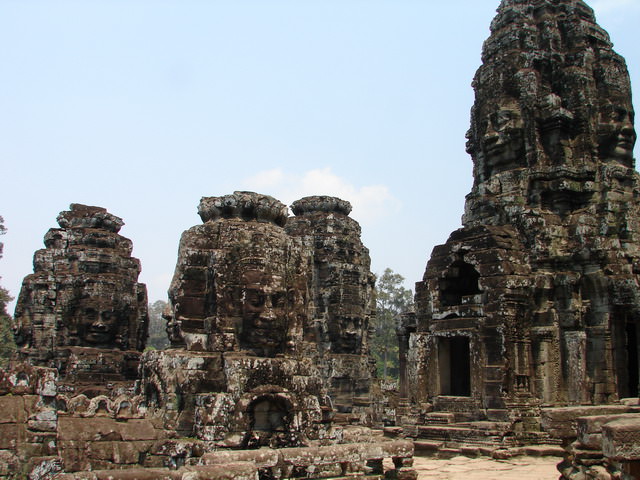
[438,336,471,396]
[627,322,639,398]
[614,318,640,399]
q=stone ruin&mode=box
[3,0,640,478]
[396,0,640,476]
[285,196,377,418]
[144,192,377,446]
[1,195,406,479]
[12,204,149,392]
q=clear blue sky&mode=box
[1,0,639,308]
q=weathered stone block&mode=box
[542,407,635,440]
[0,424,24,450]
[602,416,640,461]
[0,396,25,424]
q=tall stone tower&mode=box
[143,192,379,445]
[402,0,638,423]
[286,196,377,420]
[13,204,149,385]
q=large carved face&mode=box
[74,298,124,348]
[598,102,636,165]
[238,269,289,357]
[479,100,525,172]
[329,316,364,354]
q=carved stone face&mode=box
[238,270,289,357]
[75,300,122,347]
[480,101,525,172]
[598,103,636,165]
[329,316,364,354]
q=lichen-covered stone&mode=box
[12,204,149,375]
[145,193,325,446]
[286,196,377,417]
[140,192,380,448]
[164,192,309,356]
[403,0,640,427]
[286,196,375,356]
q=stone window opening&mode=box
[244,394,298,449]
[439,259,482,307]
[144,383,162,409]
[251,397,289,432]
[438,336,472,397]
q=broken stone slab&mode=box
[541,406,639,440]
[57,416,160,442]
[201,441,414,479]
[576,413,640,450]
[201,448,279,468]
[53,462,258,480]
[51,463,259,480]
[602,415,640,461]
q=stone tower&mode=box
[13,204,149,383]
[144,192,327,446]
[402,0,639,422]
[163,191,309,355]
[143,192,379,444]
[286,196,377,420]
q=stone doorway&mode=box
[614,318,639,399]
[438,336,471,397]
[624,321,638,398]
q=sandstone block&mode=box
[602,416,640,461]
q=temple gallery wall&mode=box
[2,1,640,479]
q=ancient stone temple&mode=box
[143,192,377,448]
[12,204,149,387]
[401,0,639,428]
[2,197,416,480]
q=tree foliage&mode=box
[146,299,170,350]
[372,268,413,381]
[0,216,16,367]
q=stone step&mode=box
[413,423,554,450]
[424,412,456,425]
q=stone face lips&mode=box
[13,204,149,368]
[406,0,640,421]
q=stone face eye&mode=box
[271,293,286,309]
[245,290,264,308]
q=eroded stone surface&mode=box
[286,196,377,418]
[12,204,149,377]
[164,191,309,356]
[402,0,640,432]
[144,192,378,448]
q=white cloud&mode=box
[241,167,401,226]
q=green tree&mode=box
[146,299,170,350]
[372,268,414,381]
[0,216,16,367]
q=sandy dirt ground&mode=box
[412,455,560,480]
